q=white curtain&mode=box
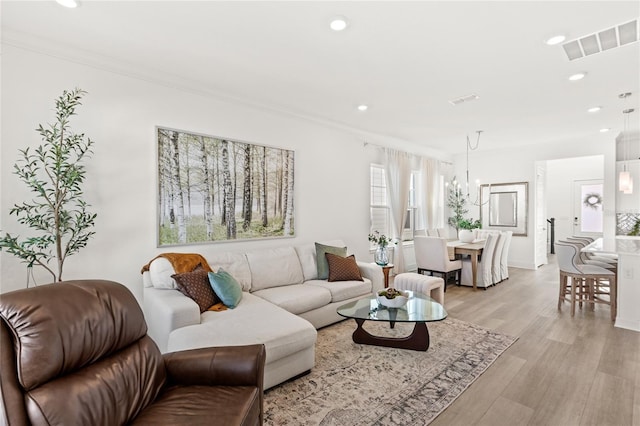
[384,148,412,273]
[419,157,441,231]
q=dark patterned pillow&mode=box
[325,253,364,282]
[172,267,220,313]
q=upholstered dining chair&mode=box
[461,233,497,288]
[0,280,266,426]
[499,231,513,281]
[414,236,462,290]
[491,232,506,284]
[555,241,616,320]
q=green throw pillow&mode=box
[208,268,243,309]
[315,242,347,280]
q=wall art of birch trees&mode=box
[157,128,295,246]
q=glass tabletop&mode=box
[337,291,447,323]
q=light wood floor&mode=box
[406,257,640,426]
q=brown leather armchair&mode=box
[0,280,265,425]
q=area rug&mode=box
[264,318,517,425]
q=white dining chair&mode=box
[414,236,462,290]
[499,231,513,281]
[491,232,506,284]
[461,233,497,288]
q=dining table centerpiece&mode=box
[457,219,482,243]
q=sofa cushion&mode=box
[172,268,220,313]
[252,284,331,315]
[208,269,243,309]
[306,278,372,303]
[206,252,252,291]
[168,293,317,364]
[295,243,319,282]
[246,247,303,291]
[325,253,363,282]
[315,243,347,280]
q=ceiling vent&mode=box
[449,94,479,106]
[562,19,639,61]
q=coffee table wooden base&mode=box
[351,318,430,351]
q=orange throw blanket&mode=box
[140,253,213,274]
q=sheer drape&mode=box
[383,148,412,273]
[419,157,441,233]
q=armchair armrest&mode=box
[163,344,266,389]
[357,261,384,293]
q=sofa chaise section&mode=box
[142,240,384,390]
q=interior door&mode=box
[573,179,604,237]
[534,162,548,267]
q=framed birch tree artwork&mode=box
[157,127,295,246]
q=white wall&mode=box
[453,140,616,269]
[1,46,618,294]
[546,155,604,241]
[0,46,446,298]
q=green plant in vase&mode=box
[0,88,97,283]
[457,218,481,243]
[368,231,396,266]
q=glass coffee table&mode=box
[336,291,447,351]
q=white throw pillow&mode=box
[148,257,177,289]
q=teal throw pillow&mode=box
[208,268,243,309]
[315,242,347,280]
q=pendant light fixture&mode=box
[619,93,634,194]
[465,130,490,206]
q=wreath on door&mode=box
[583,193,602,210]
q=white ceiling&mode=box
[2,1,640,154]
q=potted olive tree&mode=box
[0,88,97,284]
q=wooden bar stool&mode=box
[556,242,617,320]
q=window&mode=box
[370,165,390,241]
[370,164,418,242]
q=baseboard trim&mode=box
[615,318,640,332]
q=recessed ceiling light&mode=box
[357,104,368,111]
[587,106,602,113]
[568,72,587,81]
[56,0,78,8]
[600,128,611,133]
[330,16,348,31]
[545,35,566,45]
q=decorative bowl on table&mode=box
[376,288,409,308]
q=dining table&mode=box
[446,239,486,290]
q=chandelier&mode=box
[619,93,634,194]
[465,130,489,206]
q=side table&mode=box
[380,264,394,288]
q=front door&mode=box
[573,179,604,238]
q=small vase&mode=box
[374,246,389,266]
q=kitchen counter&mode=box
[585,237,640,332]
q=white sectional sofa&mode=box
[142,240,383,389]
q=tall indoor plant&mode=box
[446,177,468,233]
[0,88,97,283]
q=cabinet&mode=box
[616,160,640,213]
